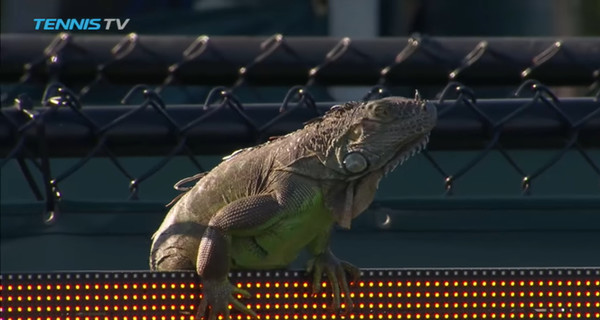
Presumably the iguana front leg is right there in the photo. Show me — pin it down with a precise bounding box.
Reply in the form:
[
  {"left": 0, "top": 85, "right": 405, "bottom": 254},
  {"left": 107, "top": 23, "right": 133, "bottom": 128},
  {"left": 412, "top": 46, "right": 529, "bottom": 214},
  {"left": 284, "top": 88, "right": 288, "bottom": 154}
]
[
  {"left": 196, "top": 181, "right": 317, "bottom": 320},
  {"left": 196, "top": 227, "right": 254, "bottom": 320},
  {"left": 195, "top": 194, "right": 285, "bottom": 319},
  {"left": 306, "top": 230, "right": 361, "bottom": 314}
]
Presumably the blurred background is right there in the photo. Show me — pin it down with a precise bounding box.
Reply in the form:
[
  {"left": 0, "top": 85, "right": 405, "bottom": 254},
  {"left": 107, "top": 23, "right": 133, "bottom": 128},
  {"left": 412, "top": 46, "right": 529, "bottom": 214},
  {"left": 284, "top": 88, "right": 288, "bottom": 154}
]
[
  {"left": 1, "top": 0, "right": 599, "bottom": 273},
  {"left": 2, "top": 0, "right": 600, "bottom": 37}
]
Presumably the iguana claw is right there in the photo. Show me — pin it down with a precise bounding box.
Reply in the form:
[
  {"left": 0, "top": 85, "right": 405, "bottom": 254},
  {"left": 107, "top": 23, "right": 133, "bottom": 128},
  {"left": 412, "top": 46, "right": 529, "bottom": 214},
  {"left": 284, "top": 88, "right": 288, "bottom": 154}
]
[
  {"left": 307, "top": 250, "right": 361, "bottom": 315},
  {"left": 196, "top": 279, "right": 257, "bottom": 320}
]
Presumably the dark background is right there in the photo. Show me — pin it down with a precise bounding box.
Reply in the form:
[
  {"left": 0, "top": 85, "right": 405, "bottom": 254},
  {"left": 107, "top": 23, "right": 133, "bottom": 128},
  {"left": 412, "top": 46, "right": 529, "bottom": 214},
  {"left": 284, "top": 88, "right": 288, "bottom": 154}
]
[{"left": 3, "top": 0, "right": 600, "bottom": 36}]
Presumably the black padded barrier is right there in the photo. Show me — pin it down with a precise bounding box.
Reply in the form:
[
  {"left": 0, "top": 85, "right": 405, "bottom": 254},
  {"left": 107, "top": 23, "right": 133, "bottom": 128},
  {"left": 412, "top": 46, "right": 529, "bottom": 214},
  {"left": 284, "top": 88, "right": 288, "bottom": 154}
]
[{"left": 1, "top": 34, "right": 599, "bottom": 87}]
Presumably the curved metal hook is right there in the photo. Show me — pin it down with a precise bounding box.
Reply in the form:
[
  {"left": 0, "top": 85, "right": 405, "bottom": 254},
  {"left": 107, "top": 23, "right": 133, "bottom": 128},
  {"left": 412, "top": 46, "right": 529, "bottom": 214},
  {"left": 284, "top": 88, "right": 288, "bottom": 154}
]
[
  {"left": 14, "top": 94, "right": 34, "bottom": 113},
  {"left": 449, "top": 41, "right": 488, "bottom": 79},
  {"left": 129, "top": 179, "right": 140, "bottom": 200},
  {"left": 121, "top": 84, "right": 153, "bottom": 104},
  {"left": 278, "top": 86, "right": 307, "bottom": 112},
  {"left": 44, "top": 33, "right": 71, "bottom": 57},
  {"left": 202, "top": 86, "right": 230, "bottom": 110},
  {"left": 521, "top": 41, "right": 562, "bottom": 78},
  {"left": 380, "top": 34, "right": 422, "bottom": 79},
  {"left": 308, "top": 37, "right": 351, "bottom": 79},
  {"left": 42, "top": 82, "right": 68, "bottom": 105},
  {"left": 514, "top": 79, "right": 559, "bottom": 103},
  {"left": 238, "top": 34, "right": 286, "bottom": 81},
  {"left": 144, "top": 90, "right": 167, "bottom": 110},
  {"left": 362, "top": 86, "right": 391, "bottom": 101},
  {"left": 112, "top": 33, "right": 139, "bottom": 60},
  {"left": 183, "top": 35, "right": 210, "bottom": 61},
  {"left": 438, "top": 81, "right": 476, "bottom": 104}
]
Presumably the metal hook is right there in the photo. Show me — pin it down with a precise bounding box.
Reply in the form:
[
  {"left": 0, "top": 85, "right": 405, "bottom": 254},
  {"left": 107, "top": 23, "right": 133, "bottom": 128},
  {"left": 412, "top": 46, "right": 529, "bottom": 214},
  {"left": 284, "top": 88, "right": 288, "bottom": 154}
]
[
  {"left": 438, "top": 81, "right": 476, "bottom": 104},
  {"left": 44, "top": 33, "right": 71, "bottom": 57},
  {"left": 183, "top": 35, "right": 210, "bottom": 61},
  {"left": 362, "top": 86, "right": 390, "bottom": 101},
  {"left": 278, "top": 86, "right": 307, "bottom": 112},
  {"left": 201, "top": 86, "right": 230, "bottom": 110},
  {"left": 380, "top": 35, "right": 421, "bottom": 78},
  {"left": 42, "top": 82, "right": 68, "bottom": 105},
  {"left": 514, "top": 80, "right": 560, "bottom": 104},
  {"left": 144, "top": 90, "right": 167, "bottom": 110},
  {"left": 521, "top": 176, "right": 531, "bottom": 195},
  {"left": 521, "top": 41, "right": 562, "bottom": 78},
  {"left": 260, "top": 34, "right": 284, "bottom": 50},
  {"left": 449, "top": 41, "right": 488, "bottom": 79},
  {"left": 129, "top": 180, "right": 140, "bottom": 200},
  {"left": 112, "top": 33, "right": 139, "bottom": 60},
  {"left": 237, "top": 34, "right": 286, "bottom": 85},
  {"left": 14, "top": 94, "right": 35, "bottom": 115},
  {"left": 121, "top": 84, "right": 153, "bottom": 104},
  {"left": 308, "top": 37, "right": 351, "bottom": 78},
  {"left": 444, "top": 176, "right": 454, "bottom": 195}
]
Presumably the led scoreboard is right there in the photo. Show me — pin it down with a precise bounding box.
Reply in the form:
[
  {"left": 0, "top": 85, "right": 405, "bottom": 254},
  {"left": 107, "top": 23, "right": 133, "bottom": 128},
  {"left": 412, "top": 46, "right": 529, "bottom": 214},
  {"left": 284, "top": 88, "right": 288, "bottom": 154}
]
[{"left": 1, "top": 268, "right": 599, "bottom": 319}]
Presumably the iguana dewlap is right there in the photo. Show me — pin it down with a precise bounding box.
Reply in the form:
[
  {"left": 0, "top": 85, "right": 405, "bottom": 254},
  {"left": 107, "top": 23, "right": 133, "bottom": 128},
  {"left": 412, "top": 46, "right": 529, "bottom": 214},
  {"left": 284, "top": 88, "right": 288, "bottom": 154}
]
[{"left": 150, "top": 95, "right": 437, "bottom": 319}]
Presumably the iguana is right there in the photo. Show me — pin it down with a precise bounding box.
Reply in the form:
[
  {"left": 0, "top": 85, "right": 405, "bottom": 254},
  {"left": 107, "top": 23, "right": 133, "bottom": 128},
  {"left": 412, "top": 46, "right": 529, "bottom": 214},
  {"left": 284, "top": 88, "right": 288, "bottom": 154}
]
[{"left": 150, "top": 95, "right": 437, "bottom": 319}]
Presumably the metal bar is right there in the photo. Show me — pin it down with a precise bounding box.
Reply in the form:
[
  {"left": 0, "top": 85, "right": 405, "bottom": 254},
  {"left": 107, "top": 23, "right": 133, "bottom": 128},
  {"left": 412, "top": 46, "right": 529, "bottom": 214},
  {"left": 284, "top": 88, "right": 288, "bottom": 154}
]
[
  {"left": 1, "top": 98, "right": 598, "bottom": 157},
  {"left": 1, "top": 34, "right": 599, "bottom": 86},
  {"left": 2, "top": 197, "right": 600, "bottom": 239}
]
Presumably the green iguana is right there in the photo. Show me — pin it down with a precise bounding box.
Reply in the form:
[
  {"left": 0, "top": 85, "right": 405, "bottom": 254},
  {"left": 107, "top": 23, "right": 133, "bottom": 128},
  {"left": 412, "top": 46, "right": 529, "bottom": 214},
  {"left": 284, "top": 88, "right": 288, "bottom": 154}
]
[{"left": 150, "top": 95, "right": 437, "bottom": 319}]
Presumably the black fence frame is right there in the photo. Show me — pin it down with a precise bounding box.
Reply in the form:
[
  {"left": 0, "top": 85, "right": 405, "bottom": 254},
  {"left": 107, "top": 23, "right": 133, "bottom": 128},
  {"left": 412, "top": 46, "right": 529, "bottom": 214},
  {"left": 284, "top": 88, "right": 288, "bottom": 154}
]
[{"left": 1, "top": 34, "right": 599, "bottom": 217}]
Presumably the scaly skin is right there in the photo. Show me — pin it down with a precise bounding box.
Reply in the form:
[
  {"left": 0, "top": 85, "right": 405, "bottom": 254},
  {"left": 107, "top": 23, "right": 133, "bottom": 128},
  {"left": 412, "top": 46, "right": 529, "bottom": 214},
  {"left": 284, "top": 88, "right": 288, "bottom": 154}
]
[{"left": 150, "top": 95, "right": 437, "bottom": 319}]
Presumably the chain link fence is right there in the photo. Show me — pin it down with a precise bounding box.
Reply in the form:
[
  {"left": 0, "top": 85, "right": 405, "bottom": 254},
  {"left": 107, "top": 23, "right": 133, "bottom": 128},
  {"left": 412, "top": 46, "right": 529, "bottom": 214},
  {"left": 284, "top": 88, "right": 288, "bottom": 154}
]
[{"left": 1, "top": 33, "right": 599, "bottom": 222}]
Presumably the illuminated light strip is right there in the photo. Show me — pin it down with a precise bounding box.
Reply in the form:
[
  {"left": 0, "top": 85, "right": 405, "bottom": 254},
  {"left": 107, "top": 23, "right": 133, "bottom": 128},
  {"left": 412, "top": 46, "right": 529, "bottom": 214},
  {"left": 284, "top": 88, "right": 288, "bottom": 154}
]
[{"left": 1, "top": 268, "right": 598, "bottom": 319}]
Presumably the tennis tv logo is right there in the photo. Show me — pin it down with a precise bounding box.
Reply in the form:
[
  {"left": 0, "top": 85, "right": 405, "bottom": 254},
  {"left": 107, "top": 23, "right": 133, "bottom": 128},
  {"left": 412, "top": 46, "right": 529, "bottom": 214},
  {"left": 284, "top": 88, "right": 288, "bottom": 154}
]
[{"left": 34, "top": 18, "right": 130, "bottom": 31}]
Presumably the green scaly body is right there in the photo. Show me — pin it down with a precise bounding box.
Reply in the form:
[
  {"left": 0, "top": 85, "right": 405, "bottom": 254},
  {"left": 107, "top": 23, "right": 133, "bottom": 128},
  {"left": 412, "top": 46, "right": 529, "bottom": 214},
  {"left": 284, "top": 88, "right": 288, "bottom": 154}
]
[{"left": 230, "top": 191, "right": 332, "bottom": 269}]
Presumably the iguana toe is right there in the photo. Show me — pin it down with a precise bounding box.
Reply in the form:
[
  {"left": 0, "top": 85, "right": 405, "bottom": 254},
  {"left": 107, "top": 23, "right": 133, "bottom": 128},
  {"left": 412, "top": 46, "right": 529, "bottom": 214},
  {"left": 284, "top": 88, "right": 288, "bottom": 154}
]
[
  {"left": 196, "top": 279, "right": 257, "bottom": 320},
  {"left": 307, "top": 250, "right": 359, "bottom": 314}
]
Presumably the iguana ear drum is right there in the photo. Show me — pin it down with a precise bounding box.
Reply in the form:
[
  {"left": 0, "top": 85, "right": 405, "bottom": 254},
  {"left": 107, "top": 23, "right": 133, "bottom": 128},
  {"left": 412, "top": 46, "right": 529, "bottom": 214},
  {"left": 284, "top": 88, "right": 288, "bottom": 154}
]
[{"left": 343, "top": 152, "right": 368, "bottom": 173}]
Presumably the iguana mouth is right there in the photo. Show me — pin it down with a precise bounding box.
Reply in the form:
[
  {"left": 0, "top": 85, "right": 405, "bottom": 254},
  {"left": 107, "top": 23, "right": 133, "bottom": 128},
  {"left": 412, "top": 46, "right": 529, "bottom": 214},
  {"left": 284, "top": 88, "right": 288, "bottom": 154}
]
[{"left": 383, "top": 133, "right": 430, "bottom": 175}]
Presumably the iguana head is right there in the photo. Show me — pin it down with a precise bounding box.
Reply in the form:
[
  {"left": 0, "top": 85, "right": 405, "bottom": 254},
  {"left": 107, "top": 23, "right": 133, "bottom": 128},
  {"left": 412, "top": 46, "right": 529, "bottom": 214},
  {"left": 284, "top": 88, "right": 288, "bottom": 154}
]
[{"left": 308, "top": 94, "right": 437, "bottom": 178}]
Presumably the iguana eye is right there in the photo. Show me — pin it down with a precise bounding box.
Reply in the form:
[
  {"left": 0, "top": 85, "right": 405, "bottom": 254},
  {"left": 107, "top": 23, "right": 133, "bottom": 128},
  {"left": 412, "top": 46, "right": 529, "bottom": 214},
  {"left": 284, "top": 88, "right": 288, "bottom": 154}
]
[{"left": 343, "top": 152, "right": 368, "bottom": 173}]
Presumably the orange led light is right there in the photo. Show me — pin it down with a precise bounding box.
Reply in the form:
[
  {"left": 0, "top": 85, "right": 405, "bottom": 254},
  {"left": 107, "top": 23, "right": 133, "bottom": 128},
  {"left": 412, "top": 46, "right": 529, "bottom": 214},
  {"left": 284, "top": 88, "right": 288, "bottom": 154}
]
[{"left": 2, "top": 271, "right": 599, "bottom": 319}]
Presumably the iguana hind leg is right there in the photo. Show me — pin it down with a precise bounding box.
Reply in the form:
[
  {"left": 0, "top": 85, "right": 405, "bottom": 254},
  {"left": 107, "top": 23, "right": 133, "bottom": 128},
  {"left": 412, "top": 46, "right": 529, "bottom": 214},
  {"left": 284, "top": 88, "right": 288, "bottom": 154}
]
[
  {"left": 150, "top": 221, "right": 204, "bottom": 271},
  {"left": 151, "top": 246, "right": 195, "bottom": 270}
]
